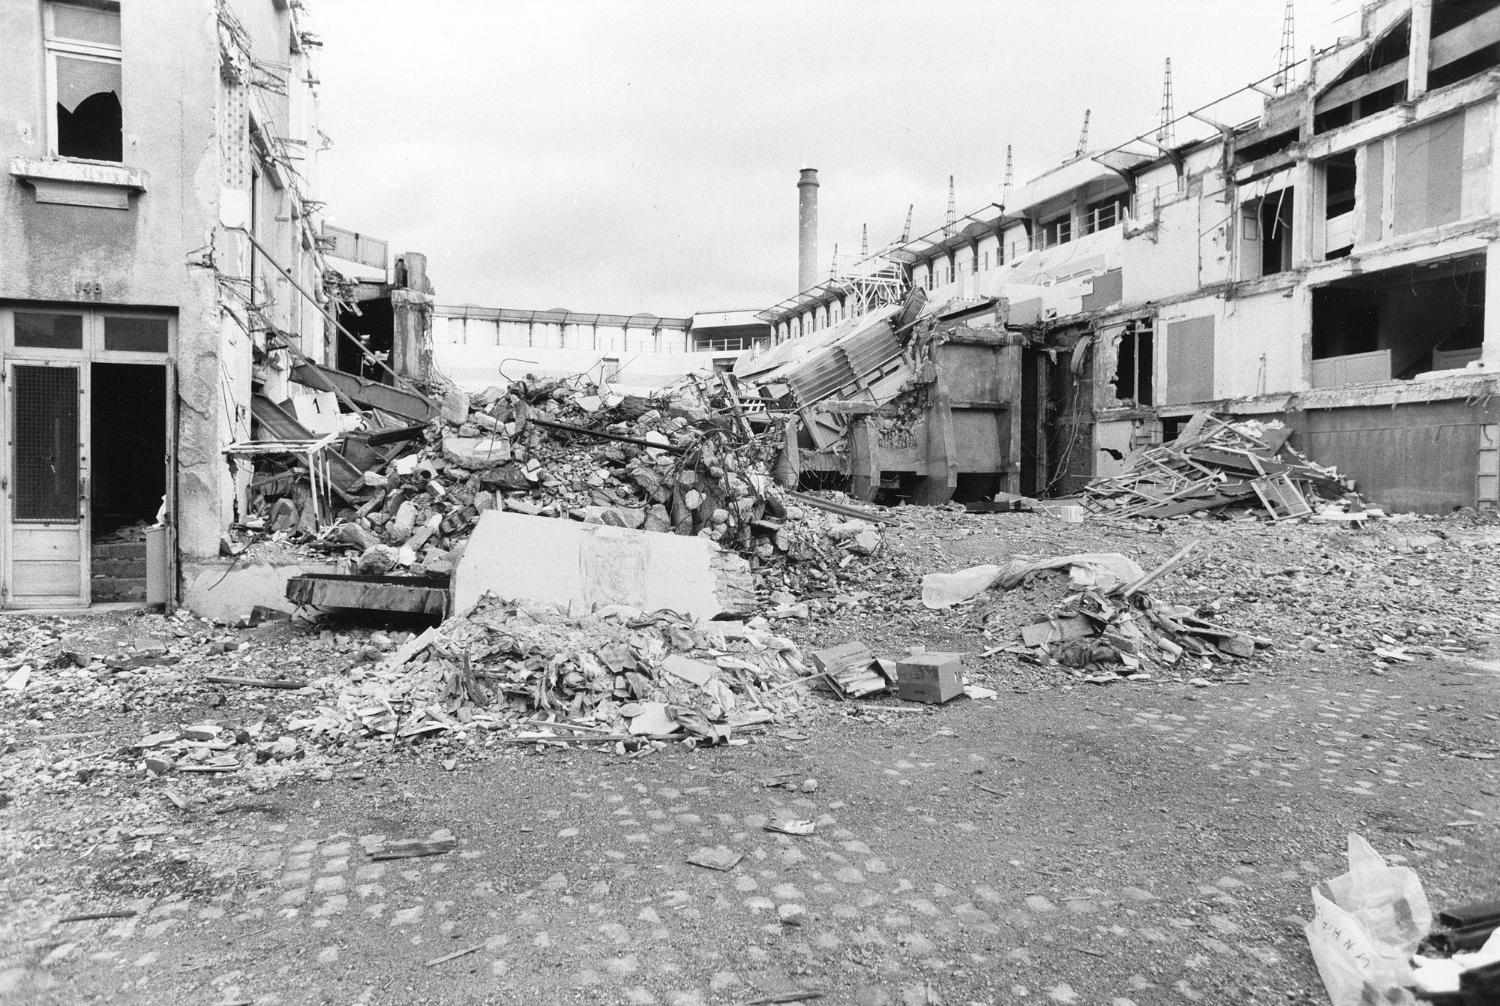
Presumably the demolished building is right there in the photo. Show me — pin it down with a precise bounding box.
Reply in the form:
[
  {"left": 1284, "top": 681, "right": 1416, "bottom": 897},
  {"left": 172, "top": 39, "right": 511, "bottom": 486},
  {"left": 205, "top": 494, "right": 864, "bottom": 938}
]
[{"left": 755, "top": 0, "right": 1500, "bottom": 514}]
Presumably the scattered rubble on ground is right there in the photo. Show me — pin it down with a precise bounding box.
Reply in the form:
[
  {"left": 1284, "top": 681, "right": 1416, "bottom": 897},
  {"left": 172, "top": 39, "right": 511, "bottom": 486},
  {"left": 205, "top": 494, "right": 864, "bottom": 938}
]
[{"left": 286, "top": 598, "right": 811, "bottom": 751}]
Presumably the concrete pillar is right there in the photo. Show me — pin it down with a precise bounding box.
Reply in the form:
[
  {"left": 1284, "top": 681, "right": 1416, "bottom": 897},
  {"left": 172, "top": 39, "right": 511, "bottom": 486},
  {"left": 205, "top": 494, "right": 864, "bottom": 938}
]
[
  {"left": 391, "top": 251, "right": 434, "bottom": 383},
  {"left": 1409, "top": 0, "right": 1433, "bottom": 101},
  {"left": 798, "top": 168, "right": 819, "bottom": 293},
  {"left": 1482, "top": 238, "right": 1500, "bottom": 369}
]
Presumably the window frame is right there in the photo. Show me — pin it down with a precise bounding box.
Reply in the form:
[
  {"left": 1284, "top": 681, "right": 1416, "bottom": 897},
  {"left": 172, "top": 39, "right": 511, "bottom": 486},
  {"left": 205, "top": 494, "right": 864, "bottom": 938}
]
[
  {"left": 43, "top": 2, "right": 124, "bottom": 163},
  {"left": 1041, "top": 212, "right": 1073, "bottom": 249},
  {"left": 2, "top": 305, "right": 175, "bottom": 364},
  {"left": 1084, "top": 196, "right": 1128, "bottom": 235}
]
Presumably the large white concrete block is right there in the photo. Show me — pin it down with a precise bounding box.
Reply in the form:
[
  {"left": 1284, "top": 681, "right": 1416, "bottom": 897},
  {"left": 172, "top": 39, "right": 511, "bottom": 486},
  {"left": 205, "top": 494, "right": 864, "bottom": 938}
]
[{"left": 452, "top": 511, "right": 754, "bottom": 619}]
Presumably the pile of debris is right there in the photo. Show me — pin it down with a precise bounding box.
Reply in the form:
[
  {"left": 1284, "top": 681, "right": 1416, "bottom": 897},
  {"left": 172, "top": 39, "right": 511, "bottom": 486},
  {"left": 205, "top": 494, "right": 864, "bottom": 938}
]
[
  {"left": 239, "top": 371, "right": 889, "bottom": 600},
  {"left": 1081, "top": 413, "right": 1353, "bottom": 520},
  {"left": 287, "top": 599, "right": 810, "bottom": 747},
  {"left": 924, "top": 546, "right": 1268, "bottom": 684}
]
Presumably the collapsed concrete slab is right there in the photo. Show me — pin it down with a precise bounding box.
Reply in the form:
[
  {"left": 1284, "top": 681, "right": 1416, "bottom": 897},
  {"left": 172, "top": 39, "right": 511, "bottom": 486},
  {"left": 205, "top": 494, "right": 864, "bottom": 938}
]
[
  {"left": 452, "top": 510, "right": 755, "bottom": 619},
  {"left": 183, "top": 560, "right": 338, "bottom": 625}
]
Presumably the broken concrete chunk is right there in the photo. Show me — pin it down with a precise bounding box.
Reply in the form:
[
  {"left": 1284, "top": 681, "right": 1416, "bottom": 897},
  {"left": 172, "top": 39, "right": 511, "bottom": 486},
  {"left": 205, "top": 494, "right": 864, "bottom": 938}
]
[
  {"left": 627, "top": 701, "right": 677, "bottom": 736},
  {"left": 452, "top": 510, "right": 754, "bottom": 619},
  {"left": 442, "top": 436, "right": 512, "bottom": 470},
  {"left": 661, "top": 655, "right": 715, "bottom": 688},
  {"left": 686, "top": 846, "right": 743, "bottom": 872}
]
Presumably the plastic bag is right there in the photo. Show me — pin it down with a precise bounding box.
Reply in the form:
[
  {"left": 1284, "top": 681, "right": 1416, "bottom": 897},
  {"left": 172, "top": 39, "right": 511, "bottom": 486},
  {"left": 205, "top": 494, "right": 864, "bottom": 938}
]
[
  {"left": 921, "top": 564, "right": 1003, "bottom": 609},
  {"left": 1305, "top": 833, "right": 1432, "bottom": 1006}
]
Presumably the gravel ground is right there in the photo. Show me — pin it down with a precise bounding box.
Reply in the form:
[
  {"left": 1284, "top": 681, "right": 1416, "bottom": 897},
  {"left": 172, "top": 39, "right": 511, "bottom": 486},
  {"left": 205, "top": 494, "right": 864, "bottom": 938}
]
[{"left": 1, "top": 508, "right": 1498, "bottom": 1005}]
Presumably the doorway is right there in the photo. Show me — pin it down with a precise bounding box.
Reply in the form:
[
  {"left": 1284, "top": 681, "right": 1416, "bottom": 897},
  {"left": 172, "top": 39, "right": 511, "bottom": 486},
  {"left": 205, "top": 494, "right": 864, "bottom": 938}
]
[
  {"left": 1, "top": 305, "right": 175, "bottom": 608},
  {"left": 89, "top": 363, "right": 167, "bottom": 602}
]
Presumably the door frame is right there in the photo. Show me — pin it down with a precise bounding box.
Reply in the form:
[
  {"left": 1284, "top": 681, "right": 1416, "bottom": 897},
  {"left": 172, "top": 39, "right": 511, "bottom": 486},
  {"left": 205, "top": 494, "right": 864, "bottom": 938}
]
[{"left": 0, "top": 304, "right": 177, "bottom": 608}]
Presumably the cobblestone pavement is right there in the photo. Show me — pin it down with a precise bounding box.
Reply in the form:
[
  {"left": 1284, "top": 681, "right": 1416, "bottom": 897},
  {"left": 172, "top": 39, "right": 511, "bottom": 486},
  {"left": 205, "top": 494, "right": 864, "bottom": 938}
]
[{"left": 3, "top": 646, "right": 1497, "bottom": 1005}]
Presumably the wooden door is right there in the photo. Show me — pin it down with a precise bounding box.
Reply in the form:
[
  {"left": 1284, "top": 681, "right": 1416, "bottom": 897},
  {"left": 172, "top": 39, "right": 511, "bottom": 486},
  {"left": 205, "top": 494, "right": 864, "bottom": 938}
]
[{"left": 5, "top": 361, "right": 89, "bottom": 607}]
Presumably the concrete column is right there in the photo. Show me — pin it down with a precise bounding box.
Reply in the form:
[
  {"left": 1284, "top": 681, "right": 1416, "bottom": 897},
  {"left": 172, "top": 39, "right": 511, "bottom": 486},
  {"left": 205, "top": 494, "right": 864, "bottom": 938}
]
[
  {"left": 1482, "top": 238, "right": 1500, "bottom": 368},
  {"left": 391, "top": 251, "right": 434, "bottom": 383},
  {"left": 798, "top": 168, "right": 819, "bottom": 293},
  {"left": 1409, "top": 0, "right": 1433, "bottom": 101}
]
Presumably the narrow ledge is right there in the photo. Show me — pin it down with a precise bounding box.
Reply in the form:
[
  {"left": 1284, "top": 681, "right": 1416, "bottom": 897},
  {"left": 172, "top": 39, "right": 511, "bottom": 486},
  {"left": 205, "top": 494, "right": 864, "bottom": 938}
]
[{"left": 9, "top": 157, "right": 147, "bottom": 210}]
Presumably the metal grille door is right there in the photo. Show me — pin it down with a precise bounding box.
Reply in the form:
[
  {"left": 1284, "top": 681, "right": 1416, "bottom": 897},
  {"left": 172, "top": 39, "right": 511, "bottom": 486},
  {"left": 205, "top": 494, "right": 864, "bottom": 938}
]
[{"left": 13, "top": 365, "right": 80, "bottom": 522}]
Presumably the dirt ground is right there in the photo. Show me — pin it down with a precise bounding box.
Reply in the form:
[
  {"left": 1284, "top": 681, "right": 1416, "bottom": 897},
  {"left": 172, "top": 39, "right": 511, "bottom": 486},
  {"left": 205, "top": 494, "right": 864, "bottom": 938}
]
[{"left": 2, "top": 507, "right": 1498, "bottom": 1005}]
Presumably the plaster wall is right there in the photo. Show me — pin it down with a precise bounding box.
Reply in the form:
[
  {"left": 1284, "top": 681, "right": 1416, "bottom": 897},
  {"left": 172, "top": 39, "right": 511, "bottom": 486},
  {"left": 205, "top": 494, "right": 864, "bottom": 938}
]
[{"left": 1216, "top": 288, "right": 1310, "bottom": 399}]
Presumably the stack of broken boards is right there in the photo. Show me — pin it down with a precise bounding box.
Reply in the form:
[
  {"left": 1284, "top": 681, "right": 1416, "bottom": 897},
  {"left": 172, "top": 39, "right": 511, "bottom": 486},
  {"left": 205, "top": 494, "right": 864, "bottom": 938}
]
[
  {"left": 287, "top": 598, "right": 809, "bottom": 747},
  {"left": 1082, "top": 413, "right": 1348, "bottom": 520}
]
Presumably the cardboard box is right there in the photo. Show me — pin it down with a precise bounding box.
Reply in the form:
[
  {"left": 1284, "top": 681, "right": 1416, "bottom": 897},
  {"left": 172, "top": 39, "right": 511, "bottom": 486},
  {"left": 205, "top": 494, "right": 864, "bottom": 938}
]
[{"left": 896, "top": 651, "right": 964, "bottom": 704}]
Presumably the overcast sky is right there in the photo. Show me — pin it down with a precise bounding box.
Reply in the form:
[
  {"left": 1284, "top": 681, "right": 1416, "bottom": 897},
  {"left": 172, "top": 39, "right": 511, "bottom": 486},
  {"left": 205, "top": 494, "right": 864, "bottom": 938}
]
[{"left": 315, "top": 1, "right": 1353, "bottom": 316}]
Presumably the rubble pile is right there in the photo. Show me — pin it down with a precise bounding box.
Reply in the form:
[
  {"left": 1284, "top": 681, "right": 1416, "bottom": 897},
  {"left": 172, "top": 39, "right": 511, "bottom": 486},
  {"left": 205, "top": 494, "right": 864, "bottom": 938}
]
[
  {"left": 243, "top": 375, "right": 889, "bottom": 595},
  {"left": 288, "top": 599, "right": 810, "bottom": 747},
  {"left": 1013, "top": 586, "right": 1268, "bottom": 685},
  {"left": 1081, "top": 413, "right": 1354, "bottom": 520}
]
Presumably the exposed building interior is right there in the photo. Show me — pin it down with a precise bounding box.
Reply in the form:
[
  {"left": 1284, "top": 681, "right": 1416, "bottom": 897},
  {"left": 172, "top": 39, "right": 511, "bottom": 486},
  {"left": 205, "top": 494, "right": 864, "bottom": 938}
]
[{"left": 1311, "top": 252, "right": 1486, "bottom": 383}]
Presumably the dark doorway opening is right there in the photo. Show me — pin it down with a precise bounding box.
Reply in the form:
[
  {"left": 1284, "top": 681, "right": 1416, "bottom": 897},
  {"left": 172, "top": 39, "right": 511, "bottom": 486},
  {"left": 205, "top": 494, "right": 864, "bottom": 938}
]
[
  {"left": 335, "top": 297, "right": 393, "bottom": 381},
  {"left": 90, "top": 363, "right": 165, "bottom": 537},
  {"left": 90, "top": 363, "right": 166, "bottom": 603}
]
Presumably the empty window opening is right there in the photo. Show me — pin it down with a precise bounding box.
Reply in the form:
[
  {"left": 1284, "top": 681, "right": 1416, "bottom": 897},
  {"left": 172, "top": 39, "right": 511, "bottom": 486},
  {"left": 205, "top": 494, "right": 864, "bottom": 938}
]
[
  {"left": 1111, "top": 320, "right": 1155, "bottom": 406},
  {"left": 1234, "top": 129, "right": 1300, "bottom": 166},
  {"left": 1430, "top": 0, "right": 1500, "bottom": 88},
  {"left": 1314, "top": 15, "right": 1411, "bottom": 134},
  {"left": 1324, "top": 152, "right": 1358, "bottom": 260},
  {"left": 1241, "top": 187, "right": 1295, "bottom": 279},
  {"left": 334, "top": 296, "right": 393, "bottom": 381},
  {"left": 46, "top": 2, "right": 122, "bottom": 162},
  {"left": 1083, "top": 195, "right": 1128, "bottom": 235},
  {"left": 1040, "top": 212, "right": 1072, "bottom": 249},
  {"left": 1311, "top": 253, "right": 1485, "bottom": 385}
]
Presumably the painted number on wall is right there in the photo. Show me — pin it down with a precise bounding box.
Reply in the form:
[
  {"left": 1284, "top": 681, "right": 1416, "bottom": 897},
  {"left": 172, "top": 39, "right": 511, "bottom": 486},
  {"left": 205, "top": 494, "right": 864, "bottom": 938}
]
[{"left": 73, "top": 280, "right": 103, "bottom": 300}]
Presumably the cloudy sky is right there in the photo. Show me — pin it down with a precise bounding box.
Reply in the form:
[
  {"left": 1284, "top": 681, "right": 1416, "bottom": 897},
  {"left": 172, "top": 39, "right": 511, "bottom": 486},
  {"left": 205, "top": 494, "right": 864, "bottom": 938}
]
[{"left": 314, "top": 1, "right": 1352, "bottom": 316}]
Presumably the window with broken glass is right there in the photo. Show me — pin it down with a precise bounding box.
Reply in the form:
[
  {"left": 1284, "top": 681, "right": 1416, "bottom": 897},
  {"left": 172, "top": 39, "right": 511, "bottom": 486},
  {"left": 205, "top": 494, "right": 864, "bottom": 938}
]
[{"left": 45, "top": 2, "right": 123, "bottom": 162}]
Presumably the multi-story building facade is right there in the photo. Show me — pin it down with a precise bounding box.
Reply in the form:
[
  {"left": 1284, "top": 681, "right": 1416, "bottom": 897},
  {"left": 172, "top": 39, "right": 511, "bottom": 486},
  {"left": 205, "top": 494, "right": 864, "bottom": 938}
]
[
  {"left": 431, "top": 306, "right": 771, "bottom": 391},
  {"left": 0, "top": 0, "right": 335, "bottom": 607},
  {"left": 759, "top": 0, "right": 1500, "bottom": 513}
]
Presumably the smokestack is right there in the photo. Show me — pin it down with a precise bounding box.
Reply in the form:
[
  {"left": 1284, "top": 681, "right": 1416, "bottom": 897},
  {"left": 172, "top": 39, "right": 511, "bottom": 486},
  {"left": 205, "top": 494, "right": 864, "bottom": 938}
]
[{"left": 797, "top": 168, "right": 819, "bottom": 292}]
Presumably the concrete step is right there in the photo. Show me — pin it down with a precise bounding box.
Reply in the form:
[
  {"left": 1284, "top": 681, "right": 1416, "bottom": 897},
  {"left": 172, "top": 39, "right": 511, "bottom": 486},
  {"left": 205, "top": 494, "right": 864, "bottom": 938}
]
[
  {"left": 92, "top": 577, "right": 147, "bottom": 602},
  {"left": 92, "top": 557, "right": 147, "bottom": 578},
  {"left": 92, "top": 541, "right": 147, "bottom": 560}
]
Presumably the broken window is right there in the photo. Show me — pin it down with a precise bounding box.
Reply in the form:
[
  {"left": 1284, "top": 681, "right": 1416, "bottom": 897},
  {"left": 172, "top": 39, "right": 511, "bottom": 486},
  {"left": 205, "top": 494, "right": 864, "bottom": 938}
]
[
  {"left": 1324, "top": 152, "right": 1358, "bottom": 260},
  {"left": 1083, "top": 195, "right": 1128, "bottom": 235},
  {"left": 1110, "top": 320, "right": 1154, "bottom": 406},
  {"left": 1240, "top": 187, "right": 1294, "bottom": 280},
  {"left": 1311, "top": 253, "right": 1485, "bottom": 385},
  {"left": 1040, "top": 212, "right": 1072, "bottom": 249},
  {"left": 46, "top": 2, "right": 122, "bottom": 162}
]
